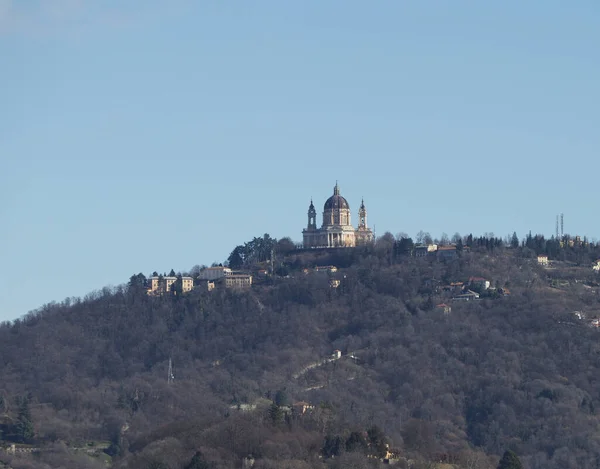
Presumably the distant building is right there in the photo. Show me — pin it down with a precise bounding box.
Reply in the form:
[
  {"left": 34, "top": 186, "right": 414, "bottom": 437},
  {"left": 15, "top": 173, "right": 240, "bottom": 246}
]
[
  {"left": 332, "top": 350, "right": 342, "bottom": 359},
  {"left": 197, "top": 280, "right": 215, "bottom": 292},
  {"left": 223, "top": 274, "right": 253, "bottom": 289},
  {"left": 181, "top": 277, "right": 194, "bottom": 292},
  {"left": 242, "top": 456, "right": 255, "bottom": 469},
  {"left": 315, "top": 265, "right": 338, "bottom": 273},
  {"left": 436, "top": 303, "right": 452, "bottom": 314},
  {"left": 329, "top": 279, "right": 341, "bottom": 288},
  {"left": 413, "top": 245, "right": 429, "bottom": 258},
  {"left": 469, "top": 277, "right": 490, "bottom": 290},
  {"left": 442, "top": 282, "right": 464, "bottom": 295},
  {"left": 537, "top": 255, "right": 549, "bottom": 266},
  {"left": 593, "top": 260, "right": 600, "bottom": 272},
  {"left": 384, "top": 445, "right": 402, "bottom": 463},
  {"left": 437, "top": 245, "right": 458, "bottom": 260},
  {"left": 302, "top": 182, "right": 374, "bottom": 248},
  {"left": 148, "top": 276, "right": 194, "bottom": 295},
  {"left": 292, "top": 401, "right": 315, "bottom": 415},
  {"left": 573, "top": 311, "right": 585, "bottom": 320},
  {"left": 197, "top": 266, "right": 232, "bottom": 281},
  {"left": 453, "top": 290, "right": 480, "bottom": 301}
]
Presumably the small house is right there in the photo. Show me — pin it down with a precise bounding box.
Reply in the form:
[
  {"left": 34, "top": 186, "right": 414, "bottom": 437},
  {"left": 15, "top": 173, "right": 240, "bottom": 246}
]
[
  {"left": 453, "top": 290, "right": 480, "bottom": 301},
  {"left": 437, "top": 245, "right": 458, "bottom": 260},
  {"left": 537, "top": 255, "right": 549, "bottom": 266},
  {"left": 292, "top": 401, "right": 315, "bottom": 415},
  {"left": 469, "top": 277, "right": 490, "bottom": 290}
]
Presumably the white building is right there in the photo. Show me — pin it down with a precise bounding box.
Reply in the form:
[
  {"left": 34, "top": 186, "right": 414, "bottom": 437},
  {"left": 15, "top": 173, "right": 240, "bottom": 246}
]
[
  {"left": 197, "top": 266, "right": 232, "bottom": 281},
  {"left": 302, "top": 182, "right": 373, "bottom": 248}
]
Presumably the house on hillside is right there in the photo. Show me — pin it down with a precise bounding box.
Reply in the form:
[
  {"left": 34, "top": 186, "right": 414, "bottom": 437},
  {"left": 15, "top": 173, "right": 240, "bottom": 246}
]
[
  {"left": 468, "top": 277, "right": 490, "bottom": 290},
  {"left": 384, "top": 445, "right": 402, "bottom": 463},
  {"left": 292, "top": 401, "right": 315, "bottom": 415},
  {"left": 242, "top": 456, "right": 255, "bottom": 469},
  {"left": 148, "top": 276, "right": 194, "bottom": 295},
  {"left": 453, "top": 290, "right": 480, "bottom": 301},
  {"left": 315, "top": 265, "right": 338, "bottom": 273},
  {"left": 437, "top": 245, "right": 458, "bottom": 260},
  {"left": 537, "top": 254, "right": 549, "bottom": 266},
  {"left": 220, "top": 273, "right": 253, "bottom": 289},
  {"left": 573, "top": 311, "right": 585, "bottom": 320},
  {"left": 413, "top": 245, "right": 429, "bottom": 258},
  {"left": 436, "top": 303, "right": 452, "bottom": 314},
  {"left": 197, "top": 266, "right": 232, "bottom": 280}
]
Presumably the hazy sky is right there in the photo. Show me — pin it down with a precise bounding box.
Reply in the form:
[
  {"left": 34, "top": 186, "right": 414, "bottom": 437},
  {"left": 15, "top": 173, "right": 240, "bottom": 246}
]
[{"left": 2, "top": 1, "right": 599, "bottom": 321}]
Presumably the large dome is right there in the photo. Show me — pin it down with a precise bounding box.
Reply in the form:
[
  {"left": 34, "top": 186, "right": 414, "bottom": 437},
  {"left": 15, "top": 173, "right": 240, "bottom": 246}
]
[
  {"left": 324, "top": 183, "right": 350, "bottom": 211},
  {"left": 324, "top": 194, "right": 350, "bottom": 210}
]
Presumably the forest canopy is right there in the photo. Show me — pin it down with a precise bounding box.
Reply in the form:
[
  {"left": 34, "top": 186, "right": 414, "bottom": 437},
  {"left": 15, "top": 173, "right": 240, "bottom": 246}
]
[{"left": 2, "top": 232, "right": 600, "bottom": 468}]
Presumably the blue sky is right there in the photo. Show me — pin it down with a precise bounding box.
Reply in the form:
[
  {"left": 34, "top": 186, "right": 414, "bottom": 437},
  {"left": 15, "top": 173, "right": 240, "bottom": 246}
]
[{"left": 1, "top": 1, "right": 599, "bottom": 321}]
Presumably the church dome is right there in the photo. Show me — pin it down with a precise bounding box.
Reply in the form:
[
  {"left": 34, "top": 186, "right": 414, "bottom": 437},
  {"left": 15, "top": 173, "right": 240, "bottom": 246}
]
[{"left": 324, "top": 183, "right": 350, "bottom": 211}]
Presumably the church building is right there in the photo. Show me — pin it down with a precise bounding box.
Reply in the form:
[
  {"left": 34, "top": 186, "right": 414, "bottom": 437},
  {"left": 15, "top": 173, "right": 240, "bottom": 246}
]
[{"left": 302, "top": 182, "right": 374, "bottom": 248}]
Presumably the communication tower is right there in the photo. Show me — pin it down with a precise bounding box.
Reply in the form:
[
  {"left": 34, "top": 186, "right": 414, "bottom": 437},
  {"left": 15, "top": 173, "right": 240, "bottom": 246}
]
[{"left": 168, "top": 357, "right": 174, "bottom": 384}]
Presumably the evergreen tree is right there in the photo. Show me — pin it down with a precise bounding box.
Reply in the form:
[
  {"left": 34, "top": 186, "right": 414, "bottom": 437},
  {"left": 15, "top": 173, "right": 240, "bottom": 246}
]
[
  {"left": 511, "top": 232, "right": 519, "bottom": 248},
  {"left": 228, "top": 245, "right": 245, "bottom": 269},
  {"left": 128, "top": 273, "right": 147, "bottom": 292},
  {"left": 274, "top": 389, "right": 289, "bottom": 406},
  {"left": 268, "top": 403, "right": 283, "bottom": 424},
  {"left": 14, "top": 397, "right": 34, "bottom": 443},
  {"left": 367, "top": 425, "right": 388, "bottom": 458},
  {"left": 185, "top": 451, "right": 210, "bottom": 469},
  {"left": 171, "top": 275, "right": 183, "bottom": 296},
  {"left": 345, "top": 431, "right": 367, "bottom": 453},
  {"left": 322, "top": 435, "right": 343, "bottom": 458},
  {"left": 149, "top": 462, "right": 169, "bottom": 469},
  {"left": 497, "top": 450, "right": 523, "bottom": 469}
]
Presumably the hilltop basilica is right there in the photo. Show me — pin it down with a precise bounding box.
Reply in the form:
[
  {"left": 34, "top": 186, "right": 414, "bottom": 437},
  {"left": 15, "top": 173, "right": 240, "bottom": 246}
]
[{"left": 302, "top": 183, "right": 374, "bottom": 248}]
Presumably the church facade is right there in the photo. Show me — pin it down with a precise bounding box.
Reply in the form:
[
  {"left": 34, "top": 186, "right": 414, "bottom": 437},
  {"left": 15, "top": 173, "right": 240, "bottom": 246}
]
[{"left": 302, "top": 183, "right": 374, "bottom": 248}]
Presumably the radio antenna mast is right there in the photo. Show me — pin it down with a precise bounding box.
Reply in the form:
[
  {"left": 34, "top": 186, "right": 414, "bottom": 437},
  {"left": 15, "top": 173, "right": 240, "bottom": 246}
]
[{"left": 168, "top": 357, "right": 174, "bottom": 384}]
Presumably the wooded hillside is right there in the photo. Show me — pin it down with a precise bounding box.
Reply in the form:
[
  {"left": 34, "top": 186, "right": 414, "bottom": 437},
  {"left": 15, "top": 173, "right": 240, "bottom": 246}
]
[{"left": 2, "top": 236, "right": 600, "bottom": 469}]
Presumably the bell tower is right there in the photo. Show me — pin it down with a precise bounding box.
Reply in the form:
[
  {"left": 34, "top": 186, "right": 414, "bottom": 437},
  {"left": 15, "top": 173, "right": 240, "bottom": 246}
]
[
  {"left": 358, "top": 198, "right": 367, "bottom": 229},
  {"left": 307, "top": 199, "right": 317, "bottom": 230}
]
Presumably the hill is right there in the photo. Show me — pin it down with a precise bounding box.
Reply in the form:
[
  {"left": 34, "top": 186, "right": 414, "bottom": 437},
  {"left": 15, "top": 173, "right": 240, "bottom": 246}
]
[{"left": 2, "top": 235, "right": 600, "bottom": 469}]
